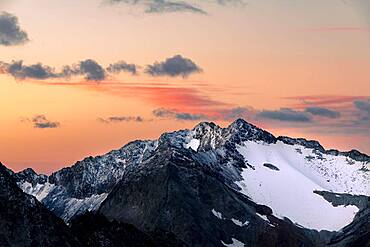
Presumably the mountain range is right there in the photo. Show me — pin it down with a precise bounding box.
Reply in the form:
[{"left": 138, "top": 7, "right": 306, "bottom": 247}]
[{"left": 1, "top": 119, "right": 369, "bottom": 247}]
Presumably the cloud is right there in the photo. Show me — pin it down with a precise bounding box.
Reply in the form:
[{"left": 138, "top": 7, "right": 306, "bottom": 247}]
[
  {"left": 78, "top": 59, "right": 106, "bottom": 81},
  {"left": 107, "top": 61, "right": 138, "bottom": 75},
  {"left": 153, "top": 108, "right": 208, "bottom": 120},
  {"left": 305, "top": 107, "right": 341, "bottom": 119},
  {"left": 98, "top": 116, "right": 144, "bottom": 123},
  {"left": 353, "top": 99, "right": 370, "bottom": 124},
  {"left": 354, "top": 99, "right": 370, "bottom": 113},
  {"left": 301, "top": 27, "right": 370, "bottom": 32},
  {"left": 0, "top": 12, "right": 29, "bottom": 46},
  {"left": 145, "top": 55, "right": 202, "bottom": 78},
  {"left": 217, "top": 107, "right": 255, "bottom": 121},
  {"left": 1, "top": 60, "right": 58, "bottom": 79},
  {"left": 258, "top": 108, "right": 311, "bottom": 122},
  {"left": 108, "top": 0, "right": 244, "bottom": 14},
  {"left": 109, "top": 0, "right": 207, "bottom": 14},
  {"left": 145, "top": 0, "right": 207, "bottom": 14},
  {"left": 283, "top": 95, "right": 369, "bottom": 108},
  {"left": 30, "top": 115, "right": 60, "bottom": 129},
  {"left": 0, "top": 56, "right": 199, "bottom": 81},
  {"left": 0, "top": 59, "right": 107, "bottom": 81}
]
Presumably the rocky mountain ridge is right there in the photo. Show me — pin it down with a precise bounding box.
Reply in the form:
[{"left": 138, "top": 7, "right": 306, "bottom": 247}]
[{"left": 6, "top": 118, "right": 370, "bottom": 246}]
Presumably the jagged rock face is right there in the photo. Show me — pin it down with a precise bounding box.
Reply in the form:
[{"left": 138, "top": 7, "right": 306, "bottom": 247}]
[
  {"left": 13, "top": 168, "right": 47, "bottom": 185},
  {"left": 0, "top": 163, "right": 82, "bottom": 247},
  {"left": 49, "top": 140, "right": 157, "bottom": 198},
  {"left": 15, "top": 140, "right": 157, "bottom": 221}
]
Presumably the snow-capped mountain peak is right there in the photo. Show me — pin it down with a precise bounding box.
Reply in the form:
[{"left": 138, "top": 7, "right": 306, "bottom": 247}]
[{"left": 13, "top": 119, "right": 369, "bottom": 236}]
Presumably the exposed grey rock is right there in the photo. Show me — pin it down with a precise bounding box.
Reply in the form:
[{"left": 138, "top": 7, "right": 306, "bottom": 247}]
[{"left": 263, "top": 163, "right": 280, "bottom": 171}]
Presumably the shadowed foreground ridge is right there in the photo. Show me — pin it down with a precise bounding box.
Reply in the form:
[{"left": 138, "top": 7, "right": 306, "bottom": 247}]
[{"left": 0, "top": 162, "right": 82, "bottom": 247}]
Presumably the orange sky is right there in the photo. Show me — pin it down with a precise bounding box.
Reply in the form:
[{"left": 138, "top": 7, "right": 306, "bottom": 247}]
[{"left": 0, "top": 0, "right": 369, "bottom": 174}]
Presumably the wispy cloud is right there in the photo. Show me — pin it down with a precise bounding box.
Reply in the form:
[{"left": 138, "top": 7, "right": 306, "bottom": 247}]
[
  {"left": 354, "top": 99, "right": 370, "bottom": 113},
  {"left": 0, "top": 12, "right": 29, "bottom": 46},
  {"left": 145, "top": 0, "right": 207, "bottom": 14},
  {"left": 305, "top": 107, "right": 341, "bottom": 119},
  {"left": 300, "top": 27, "right": 370, "bottom": 33},
  {"left": 153, "top": 108, "right": 208, "bottom": 120},
  {"left": 98, "top": 116, "right": 144, "bottom": 123},
  {"left": 284, "top": 95, "right": 369, "bottom": 109},
  {"left": 108, "top": 0, "right": 242, "bottom": 14},
  {"left": 21, "top": 115, "right": 61, "bottom": 129},
  {"left": 258, "top": 108, "right": 312, "bottom": 123}
]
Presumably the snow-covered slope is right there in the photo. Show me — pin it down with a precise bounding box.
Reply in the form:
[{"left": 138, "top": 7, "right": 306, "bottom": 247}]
[
  {"left": 235, "top": 141, "right": 369, "bottom": 231},
  {"left": 14, "top": 119, "right": 370, "bottom": 234}
]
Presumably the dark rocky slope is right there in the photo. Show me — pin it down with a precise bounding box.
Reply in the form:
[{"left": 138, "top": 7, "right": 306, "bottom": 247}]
[
  {"left": 0, "top": 163, "right": 82, "bottom": 247},
  {"left": 69, "top": 213, "right": 185, "bottom": 247}
]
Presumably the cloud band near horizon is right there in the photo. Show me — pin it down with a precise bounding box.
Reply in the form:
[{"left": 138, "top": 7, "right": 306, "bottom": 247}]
[{"left": 0, "top": 55, "right": 201, "bottom": 81}]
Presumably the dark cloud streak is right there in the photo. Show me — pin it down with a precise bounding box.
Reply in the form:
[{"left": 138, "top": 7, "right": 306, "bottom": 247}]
[
  {"left": 145, "top": 55, "right": 202, "bottom": 78},
  {"left": 305, "top": 107, "right": 341, "bottom": 118},
  {"left": 109, "top": 0, "right": 207, "bottom": 14},
  {"left": 258, "top": 108, "right": 312, "bottom": 122},
  {"left": 153, "top": 108, "right": 208, "bottom": 120},
  {"left": 107, "top": 61, "right": 138, "bottom": 75}
]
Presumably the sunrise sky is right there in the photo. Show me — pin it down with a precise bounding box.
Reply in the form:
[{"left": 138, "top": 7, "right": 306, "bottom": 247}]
[{"left": 0, "top": 0, "right": 369, "bottom": 174}]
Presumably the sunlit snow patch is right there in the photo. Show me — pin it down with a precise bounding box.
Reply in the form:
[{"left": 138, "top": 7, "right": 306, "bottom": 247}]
[
  {"left": 212, "top": 209, "right": 224, "bottom": 219},
  {"left": 221, "top": 238, "right": 245, "bottom": 247},
  {"left": 235, "top": 141, "right": 363, "bottom": 231},
  {"left": 184, "top": 139, "right": 200, "bottom": 151},
  {"left": 231, "top": 218, "right": 249, "bottom": 227},
  {"left": 19, "top": 182, "right": 56, "bottom": 201}
]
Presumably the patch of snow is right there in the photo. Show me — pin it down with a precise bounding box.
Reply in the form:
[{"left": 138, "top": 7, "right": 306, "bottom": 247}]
[
  {"left": 212, "top": 209, "right": 224, "bottom": 219},
  {"left": 231, "top": 218, "right": 249, "bottom": 227},
  {"left": 18, "top": 182, "right": 56, "bottom": 201},
  {"left": 62, "top": 193, "right": 108, "bottom": 220},
  {"left": 185, "top": 139, "right": 200, "bottom": 151},
  {"left": 221, "top": 238, "right": 245, "bottom": 247},
  {"left": 236, "top": 141, "right": 362, "bottom": 231},
  {"left": 256, "top": 213, "right": 270, "bottom": 223}
]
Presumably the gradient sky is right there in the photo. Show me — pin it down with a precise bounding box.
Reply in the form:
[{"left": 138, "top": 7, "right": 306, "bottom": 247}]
[{"left": 0, "top": 0, "right": 369, "bottom": 174}]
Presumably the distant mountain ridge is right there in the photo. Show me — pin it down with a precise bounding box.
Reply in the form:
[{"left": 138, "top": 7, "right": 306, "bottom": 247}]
[{"left": 4, "top": 119, "right": 370, "bottom": 246}]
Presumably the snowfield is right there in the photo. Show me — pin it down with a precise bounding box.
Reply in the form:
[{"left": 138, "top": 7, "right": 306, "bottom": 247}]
[
  {"left": 236, "top": 140, "right": 369, "bottom": 231},
  {"left": 19, "top": 181, "right": 56, "bottom": 201}
]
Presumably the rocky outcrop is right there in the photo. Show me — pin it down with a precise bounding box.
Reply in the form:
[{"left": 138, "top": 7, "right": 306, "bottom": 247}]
[{"left": 0, "top": 163, "right": 82, "bottom": 247}]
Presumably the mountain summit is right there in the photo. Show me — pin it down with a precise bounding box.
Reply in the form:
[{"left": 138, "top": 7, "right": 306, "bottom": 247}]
[{"left": 4, "top": 119, "right": 370, "bottom": 246}]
